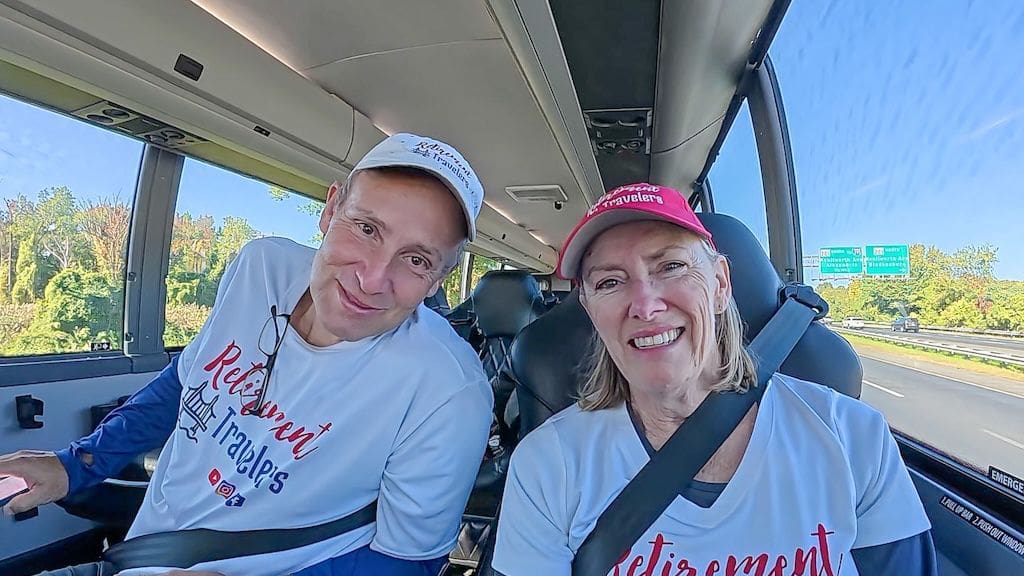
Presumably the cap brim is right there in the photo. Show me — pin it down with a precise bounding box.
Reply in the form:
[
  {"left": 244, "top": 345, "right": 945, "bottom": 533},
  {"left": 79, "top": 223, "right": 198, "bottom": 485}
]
[
  {"left": 355, "top": 157, "right": 476, "bottom": 241},
  {"left": 557, "top": 209, "right": 679, "bottom": 280}
]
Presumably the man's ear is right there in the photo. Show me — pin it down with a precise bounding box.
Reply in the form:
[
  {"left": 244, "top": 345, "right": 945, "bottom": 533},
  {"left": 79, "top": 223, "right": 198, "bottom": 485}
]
[
  {"left": 427, "top": 279, "right": 443, "bottom": 300},
  {"left": 320, "top": 181, "right": 341, "bottom": 235}
]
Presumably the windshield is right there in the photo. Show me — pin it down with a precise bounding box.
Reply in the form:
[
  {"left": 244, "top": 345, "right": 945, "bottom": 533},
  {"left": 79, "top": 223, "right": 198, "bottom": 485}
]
[{"left": 772, "top": 1, "right": 1024, "bottom": 480}]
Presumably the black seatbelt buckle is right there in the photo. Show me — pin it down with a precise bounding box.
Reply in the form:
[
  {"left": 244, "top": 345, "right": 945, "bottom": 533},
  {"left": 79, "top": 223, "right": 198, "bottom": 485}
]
[{"left": 781, "top": 284, "right": 829, "bottom": 320}]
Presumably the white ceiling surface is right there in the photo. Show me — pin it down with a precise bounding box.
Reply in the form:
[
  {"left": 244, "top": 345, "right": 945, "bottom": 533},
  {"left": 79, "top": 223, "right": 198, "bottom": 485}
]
[
  {"left": 193, "top": 0, "right": 590, "bottom": 266},
  {"left": 651, "top": 0, "right": 773, "bottom": 192}
]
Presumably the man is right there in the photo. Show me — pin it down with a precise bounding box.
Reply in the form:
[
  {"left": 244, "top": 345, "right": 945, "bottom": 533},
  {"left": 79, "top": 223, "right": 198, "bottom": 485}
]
[{"left": 0, "top": 133, "right": 494, "bottom": 575}]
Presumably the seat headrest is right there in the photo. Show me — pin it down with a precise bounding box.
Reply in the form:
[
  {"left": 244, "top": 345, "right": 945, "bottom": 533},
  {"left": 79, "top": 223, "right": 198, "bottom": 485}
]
[
  {"left": 696, "top": 213, "right": 861, "bottom": 398},
  {"left": 472, "top": 270, "right": 546, "bottom": 337}
]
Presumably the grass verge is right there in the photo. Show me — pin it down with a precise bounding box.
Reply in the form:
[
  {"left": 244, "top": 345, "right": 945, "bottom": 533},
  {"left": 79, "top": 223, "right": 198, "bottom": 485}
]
[{"left": 843, "top": 332, "right": 1024, "bottom": 382}]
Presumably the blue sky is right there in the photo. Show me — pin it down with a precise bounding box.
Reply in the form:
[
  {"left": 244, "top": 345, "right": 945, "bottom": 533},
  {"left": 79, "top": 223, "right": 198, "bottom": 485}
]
[
  {"left": 714, "top": 0, "right": 1024, "bottom": 280},
  {"left": 2, "top": 1, "right": 1022, "bottom": 278},
  {"left": 0, "top": 95, "right": 321, "bottom": 247}
]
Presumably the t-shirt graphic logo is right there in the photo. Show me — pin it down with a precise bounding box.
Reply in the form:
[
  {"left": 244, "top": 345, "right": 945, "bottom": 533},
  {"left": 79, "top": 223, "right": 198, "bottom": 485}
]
[
  {"left": 179, "top": 381, "right": 219, "bottom": 442},
  {"left": 216, "top": 480, "right": 236, "bottom": 499},
  {"left": 208, "top": 468, "right": 222, "bottom": 486},
  {"left": 224, "top": 494, "right": 246, "bottom": 508}
]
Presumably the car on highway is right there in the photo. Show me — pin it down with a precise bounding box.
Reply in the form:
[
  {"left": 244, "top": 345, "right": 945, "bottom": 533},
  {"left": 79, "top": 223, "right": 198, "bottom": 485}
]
[
  {"left": 842, "top": 316, "right": 866, "bottom": 329},
  {"left": 892, "top": 316, "right": 920, "bottom": 333}
]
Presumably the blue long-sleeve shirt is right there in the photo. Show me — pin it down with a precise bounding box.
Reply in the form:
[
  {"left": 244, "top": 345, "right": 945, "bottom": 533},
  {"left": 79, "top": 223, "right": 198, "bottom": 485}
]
[{"left": 54, "top": 356, "right": 448, "bottom": 576}]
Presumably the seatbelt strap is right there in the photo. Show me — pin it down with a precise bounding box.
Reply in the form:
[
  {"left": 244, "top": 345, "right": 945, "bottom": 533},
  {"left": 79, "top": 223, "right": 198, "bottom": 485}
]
[
  {"left": 103, "top": 498, "right": 377, "bottom": 570},
  {"left": 571, "top": 284, "right": 827, "bottom": 576}
]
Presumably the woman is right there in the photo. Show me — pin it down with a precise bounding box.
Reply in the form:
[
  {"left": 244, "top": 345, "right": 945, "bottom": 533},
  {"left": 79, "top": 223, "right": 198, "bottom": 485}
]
[{"left": 491, "top": 183, "right": 936, "bottom": 575}]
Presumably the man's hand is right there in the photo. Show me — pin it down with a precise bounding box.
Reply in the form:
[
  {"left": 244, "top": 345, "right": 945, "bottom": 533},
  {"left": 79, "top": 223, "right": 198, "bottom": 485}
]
[{"left": 0, "top": 450, "right": 70, "bottom": 515}]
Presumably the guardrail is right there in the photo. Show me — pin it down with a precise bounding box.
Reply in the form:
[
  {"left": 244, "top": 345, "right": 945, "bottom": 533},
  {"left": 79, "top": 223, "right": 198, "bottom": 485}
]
[
  {"left": 833, "top": 327, "right": 1024, "bottom": 369},
  {"left": 848, "top": 320, "right": 1024, "bottom": 339}
]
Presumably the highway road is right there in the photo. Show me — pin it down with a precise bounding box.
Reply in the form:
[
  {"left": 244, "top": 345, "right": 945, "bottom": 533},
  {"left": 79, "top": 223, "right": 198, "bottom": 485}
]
[
  {"left": 857, "top": 353, "right": 1024, "bottom": 480},
  {"left": 857, "top": 326, "right": 1024, "bottom": 358}
]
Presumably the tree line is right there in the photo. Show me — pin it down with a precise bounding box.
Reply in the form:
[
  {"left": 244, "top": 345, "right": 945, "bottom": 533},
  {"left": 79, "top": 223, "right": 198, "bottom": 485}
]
[
  {"left": 0, "top": 185, "right": 500, "bottom": 356},
  {"left": 0, "top": 186, "right": 264, "bottom": 355},
  {"left": 816, "top": 244, "right": 1024, "bottom": 331},
  {"left": 3, "top": 186, "right": 1021, "bottom": 358}
]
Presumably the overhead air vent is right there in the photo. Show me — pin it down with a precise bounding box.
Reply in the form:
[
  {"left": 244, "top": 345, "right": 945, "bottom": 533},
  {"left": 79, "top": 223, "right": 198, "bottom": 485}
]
[
  {"left": 71, "top": 101, "right": 206, "bottom": 149},
  {"left": 584, "top": 108, "right": 653, "bottom": 155},
  {"left": 505, "top": 184, "right": 568, "bottom": 203}
]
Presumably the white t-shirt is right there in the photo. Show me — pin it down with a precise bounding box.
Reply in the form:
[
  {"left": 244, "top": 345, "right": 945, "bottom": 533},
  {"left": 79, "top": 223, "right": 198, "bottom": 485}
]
[
  {"left": 492, "top": 374, "right": 930, "bottom": 576},
  {"left": 125, "top": 237, "right": 493, "bottom": 576}
]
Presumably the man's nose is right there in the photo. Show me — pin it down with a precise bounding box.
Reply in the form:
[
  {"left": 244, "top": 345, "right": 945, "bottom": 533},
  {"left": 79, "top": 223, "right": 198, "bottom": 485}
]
[
  {"left": 355, "top": 255, "right": 390, "bottom": 295},
  {"left": 627, "top": 279, "right": 667, "bottom": 321}
]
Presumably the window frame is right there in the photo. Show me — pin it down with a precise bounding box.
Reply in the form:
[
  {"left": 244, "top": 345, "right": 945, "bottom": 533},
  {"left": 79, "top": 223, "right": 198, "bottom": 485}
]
[{"left": 0, "top": 94, "right": 178, "bottom": 383}]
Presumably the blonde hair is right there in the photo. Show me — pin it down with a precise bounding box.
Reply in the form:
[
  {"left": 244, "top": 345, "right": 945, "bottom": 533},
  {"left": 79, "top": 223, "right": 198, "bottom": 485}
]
[{"left": 577, "top": 239, "right": 757, "bottom": 411}]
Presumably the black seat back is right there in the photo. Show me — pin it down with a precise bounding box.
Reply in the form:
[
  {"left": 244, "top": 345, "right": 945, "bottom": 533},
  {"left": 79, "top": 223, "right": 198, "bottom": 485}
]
[
  {"left": 699, "top": 213, "right": 862, "bottom": 398},
  {"left": 446, "top": 296, "right": 480, "bottom": 348},
  {"left": 509, "top": 289, "right": 593, "bottom": 436},
  {"left": 472, "top": 270, "right": 546, "bottom": 382}
]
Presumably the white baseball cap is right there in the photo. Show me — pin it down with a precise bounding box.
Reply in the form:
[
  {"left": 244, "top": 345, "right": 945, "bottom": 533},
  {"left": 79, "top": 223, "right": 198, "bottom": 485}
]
[{"left": 352, "top": 133, "right": 484, "bottom": 240}]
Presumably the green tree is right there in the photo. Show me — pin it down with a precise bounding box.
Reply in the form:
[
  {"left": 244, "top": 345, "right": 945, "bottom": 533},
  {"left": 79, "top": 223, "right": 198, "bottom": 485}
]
[
  {"left": 200, "top": 216, "right": 260, "bottom": 305},
  {"left": 35, "top": 186, "right": 87, "bottom": 272},
  {"left": 79, "top": 198, "right": 131, "bottom": 285},
  {"left": 7, "top": 267, "right": 120, "bottom": 354},
  {"left": 298, "top": 199, "right": 325, "bottom": 246},
  {"left": 10, "top": 232, "right": 40, "bottom": 304},
  {"left": 268, "top": 186, "right": 291, "bottom": 202}
]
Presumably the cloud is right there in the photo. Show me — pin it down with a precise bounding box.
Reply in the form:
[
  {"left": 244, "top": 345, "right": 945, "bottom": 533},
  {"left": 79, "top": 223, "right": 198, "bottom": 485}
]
[
  {"left": 955, "top": 109, "right": 1023, "bottom": 143},
  {"left": 850, "top": 177, "right": 887, "bottom": 196}
]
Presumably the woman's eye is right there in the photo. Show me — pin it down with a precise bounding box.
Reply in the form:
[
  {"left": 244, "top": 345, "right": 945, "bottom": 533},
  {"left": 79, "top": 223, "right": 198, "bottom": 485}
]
[
  {"left": 664, "top": 261, "right": 688, "bottom": 272},
  {"left": 359, "top": 223, "right": 375, "bottom": 236}
]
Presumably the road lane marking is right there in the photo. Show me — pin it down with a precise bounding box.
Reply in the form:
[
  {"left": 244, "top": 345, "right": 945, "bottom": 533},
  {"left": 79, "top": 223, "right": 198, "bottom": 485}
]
[
  {"left": 983, "top": 429, "right": 1024, "bottom": 451},
  {"left": 858, "top": 354, "right": 1024, "bottom": 400},
  {"left": 863, "top": 380, "right": 904, "bottom": 398}
]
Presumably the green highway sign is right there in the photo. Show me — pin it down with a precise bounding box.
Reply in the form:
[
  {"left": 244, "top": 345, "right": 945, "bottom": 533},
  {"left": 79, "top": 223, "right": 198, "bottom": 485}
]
[
  {"left": 819, "top": 247, "right": 863, "bottom": 274},
  {"left": 865, "top": 244, "right": 910, "bottom": 276}
]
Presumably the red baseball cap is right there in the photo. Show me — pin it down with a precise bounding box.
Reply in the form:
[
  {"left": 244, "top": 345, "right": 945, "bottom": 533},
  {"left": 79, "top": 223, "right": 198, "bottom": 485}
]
[{"left": 556, "top": 183, "right": 714, "bottom": 279}]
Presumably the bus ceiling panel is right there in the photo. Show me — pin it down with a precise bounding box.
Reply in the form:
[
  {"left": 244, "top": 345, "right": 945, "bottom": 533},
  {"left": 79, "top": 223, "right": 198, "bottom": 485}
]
[
  {"left": 548, "top": 0, "right": 659, "bottom": 191},
  {"left": 650, "top": 116, "right": 726, "bottom": 196},
  {"left": 548, "top": 0, "right": 659, "bottom": 110},
  {"left": 650, "top": 0, "right": 774, "bottom": 194},
  {"left": 475, "top": 204, "right": 559, "bottom": 273},
  {"left": 304, "top": 38, "right": 591, "bottom": 252},
  {"left": 487, "top": 0, "right": 605, "bottom": 205},
  {"left": 192, "top": 0, "right": 502, "bottom": 73},
  {"left": 0, "top": 0, "right": 363, "bottom": 186}
]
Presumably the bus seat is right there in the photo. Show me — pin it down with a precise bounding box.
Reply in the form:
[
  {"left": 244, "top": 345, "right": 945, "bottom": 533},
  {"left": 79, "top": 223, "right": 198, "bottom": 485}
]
[
  {"left": 472, "top": 270, "right": 546, "bottom": 417},
  {"left": 462, "top": 271, "right": 545, "bottom": 518},
  {"left": 423, "top": 286, "right": 451, "bottom": 316},
  {"left": 447, "top": 297, "right": 481, "bottom": 349}
]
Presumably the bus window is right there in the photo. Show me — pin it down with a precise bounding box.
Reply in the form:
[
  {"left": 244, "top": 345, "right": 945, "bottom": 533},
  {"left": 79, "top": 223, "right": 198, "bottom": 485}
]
[
  {"left": 773, "top": 2, "right": 1024, "bottom": 479},
  {"left": 441, "top": 253, "right": 502, "bottom": 308},
  {"left": 708, "top": 102, "right": 769, "bottom": 255},
  {"left": 0, "top": 93, "right": 142, "bottom": 357},
  {"left": 163, "top": 157, "right": 323, "bottom": 348}
]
